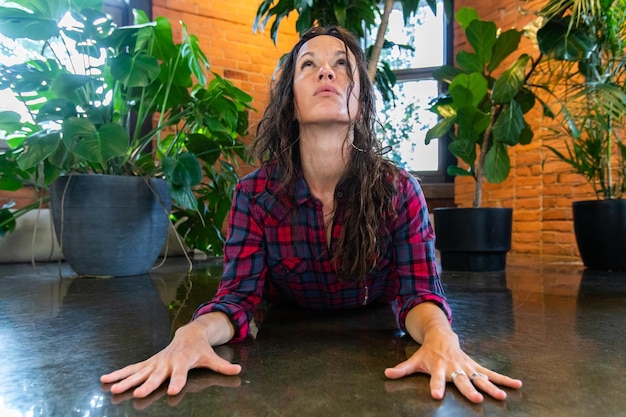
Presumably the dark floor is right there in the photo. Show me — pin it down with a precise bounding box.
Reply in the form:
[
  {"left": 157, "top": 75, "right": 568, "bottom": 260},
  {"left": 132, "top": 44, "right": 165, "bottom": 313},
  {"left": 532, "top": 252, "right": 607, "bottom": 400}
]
[{"left": 0, "top": 254, "right": 625, "bottom": 417}]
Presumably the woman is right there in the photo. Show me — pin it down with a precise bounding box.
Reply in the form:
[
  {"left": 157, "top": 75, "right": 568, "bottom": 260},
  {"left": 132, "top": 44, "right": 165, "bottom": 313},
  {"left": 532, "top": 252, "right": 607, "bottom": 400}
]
[{"left": 101, "top": 26, "right": 522, "bottom": 404}]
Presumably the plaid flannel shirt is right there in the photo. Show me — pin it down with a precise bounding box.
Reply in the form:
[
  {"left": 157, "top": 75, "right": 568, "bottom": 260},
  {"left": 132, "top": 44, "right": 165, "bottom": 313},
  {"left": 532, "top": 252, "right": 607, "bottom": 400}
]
[{"left": 194, "top": 163, "right": 451, "bottom": 342}]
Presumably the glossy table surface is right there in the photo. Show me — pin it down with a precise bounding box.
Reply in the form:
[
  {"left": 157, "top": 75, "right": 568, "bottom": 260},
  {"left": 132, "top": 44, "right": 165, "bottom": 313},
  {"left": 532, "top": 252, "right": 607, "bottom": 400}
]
[{"left": 1, "top": 254, "right": 625, "bottom": 417}]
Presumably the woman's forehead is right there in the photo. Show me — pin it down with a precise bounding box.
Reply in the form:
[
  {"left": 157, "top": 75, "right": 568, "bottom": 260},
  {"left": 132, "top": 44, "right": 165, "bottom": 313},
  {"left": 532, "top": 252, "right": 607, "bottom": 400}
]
[{"left": 297, "top": 35, "right": 354, "bottom": 60}]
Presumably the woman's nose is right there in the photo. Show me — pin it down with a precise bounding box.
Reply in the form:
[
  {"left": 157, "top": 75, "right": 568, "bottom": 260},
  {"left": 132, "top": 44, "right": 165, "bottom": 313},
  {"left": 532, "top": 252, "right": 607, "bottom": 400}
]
[{"left": 318, "top": 64, "right": 334, "bottom": 80}]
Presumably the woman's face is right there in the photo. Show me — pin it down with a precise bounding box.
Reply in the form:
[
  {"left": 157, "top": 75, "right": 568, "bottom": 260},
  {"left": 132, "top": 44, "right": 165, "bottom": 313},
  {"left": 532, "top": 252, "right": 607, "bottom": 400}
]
[{"left": 292, "top": 35, "right": 360, "bottom": 128}]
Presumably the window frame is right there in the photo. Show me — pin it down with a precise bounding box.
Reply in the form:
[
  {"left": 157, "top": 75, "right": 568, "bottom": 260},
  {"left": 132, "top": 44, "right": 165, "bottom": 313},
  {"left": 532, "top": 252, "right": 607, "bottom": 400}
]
[{"left": 376, "top": 0, "right": 455, "bottom": 186}]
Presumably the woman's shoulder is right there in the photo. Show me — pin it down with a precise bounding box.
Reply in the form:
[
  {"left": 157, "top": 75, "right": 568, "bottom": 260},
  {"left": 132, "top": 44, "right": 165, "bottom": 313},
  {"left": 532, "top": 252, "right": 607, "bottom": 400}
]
[{"left": 237, "top": 163, "right": 282, "bottom": 194}]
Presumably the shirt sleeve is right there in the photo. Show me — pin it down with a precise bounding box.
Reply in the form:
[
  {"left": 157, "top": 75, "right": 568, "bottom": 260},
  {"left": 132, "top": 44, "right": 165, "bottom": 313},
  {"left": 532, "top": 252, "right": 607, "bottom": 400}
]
[
  {"left": 391, "top": 173, "right": 452, "bottom": 332},
  {"left": 192, "top": 181, "right": 267, "bottom": 342}
]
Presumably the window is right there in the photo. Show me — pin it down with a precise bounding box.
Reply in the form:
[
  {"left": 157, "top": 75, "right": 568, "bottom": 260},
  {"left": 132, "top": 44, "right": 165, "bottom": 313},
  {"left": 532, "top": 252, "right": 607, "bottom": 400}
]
[{"left": 370, "top": 0, "right": 453, "bottom": 183}]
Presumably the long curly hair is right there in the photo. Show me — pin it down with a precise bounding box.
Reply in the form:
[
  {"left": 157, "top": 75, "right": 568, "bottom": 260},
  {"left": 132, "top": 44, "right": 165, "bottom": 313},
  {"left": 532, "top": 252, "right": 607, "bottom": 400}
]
[{"left": 251, "top": 26, "right": 399, "bottom": 280}]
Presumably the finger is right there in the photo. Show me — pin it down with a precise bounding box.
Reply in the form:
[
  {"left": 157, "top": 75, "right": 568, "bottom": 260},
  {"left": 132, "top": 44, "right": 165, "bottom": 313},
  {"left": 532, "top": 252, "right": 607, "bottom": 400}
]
[
  {"left": 167, "top": 363, "right": 191, "bottom": 396},
  {"left": 484, "top": 370, "right": 523, "bottom": 390},
  {"left": 109, "top": 366, "right": 155, "bottom": 395},
  {"left": 451, "top": 372, "right": 484, "bottom": 404},
  {"left": 470, "top": 373, "right": 507, "bottom": 401},
  {"left": 206, "top": 353, "right": 242, "bottom": 376},
  {"left": 429, "top": 368, "right": 447, "bottom": 400},
  {"left": 101, "top": 362, "right": 144, "bottom": 383},
  {"left": 133, "top": 366, "right": 172, "bottom": 399},
  {"left": 384, "top": 359, "right": 414, "bottom": 380}
]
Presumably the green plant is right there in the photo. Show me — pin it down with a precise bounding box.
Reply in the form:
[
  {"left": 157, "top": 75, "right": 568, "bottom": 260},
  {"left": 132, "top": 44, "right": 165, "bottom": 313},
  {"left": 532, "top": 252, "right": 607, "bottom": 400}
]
[
  {"left": 425, "top": 7, "right": 548, "bottom": 207},
  {"left": 536, "top": 0, "right": 626, "bottom": 200},
  {"left": 0, "top": 0, "right": 253, "bottom": 254}
]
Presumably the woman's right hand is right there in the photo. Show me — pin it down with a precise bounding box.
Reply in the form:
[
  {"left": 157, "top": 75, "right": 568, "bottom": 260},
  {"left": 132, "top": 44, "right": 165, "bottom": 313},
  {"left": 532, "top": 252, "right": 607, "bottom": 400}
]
[{"left": 100, "top": 312, "right": 241, "bottom": 398}]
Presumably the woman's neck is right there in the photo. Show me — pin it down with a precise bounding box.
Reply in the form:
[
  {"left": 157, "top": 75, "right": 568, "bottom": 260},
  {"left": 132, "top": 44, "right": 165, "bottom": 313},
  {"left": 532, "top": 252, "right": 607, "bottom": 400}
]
[{"left": 299, "top": 125, "right": 350, "bottom": 197}]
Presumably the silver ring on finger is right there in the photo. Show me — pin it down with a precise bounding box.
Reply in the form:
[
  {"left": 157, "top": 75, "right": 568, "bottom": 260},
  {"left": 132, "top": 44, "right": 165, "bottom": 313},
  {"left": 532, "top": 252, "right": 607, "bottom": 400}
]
[
  {"left": 450, "top": 369, "right": 467, "bottom": 382},
  {"left": 470, "top": 371, "right": 488, "bottom": 382}
]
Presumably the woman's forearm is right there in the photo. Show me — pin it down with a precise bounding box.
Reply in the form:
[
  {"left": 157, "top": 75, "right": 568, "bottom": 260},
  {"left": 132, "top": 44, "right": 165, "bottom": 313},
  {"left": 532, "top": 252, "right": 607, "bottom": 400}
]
[
  {"left": 190, "top": 311, "right": 236, "bottom": 346},
  {"left": 404, "top": 302, "right": 457, "bottom": 345}
]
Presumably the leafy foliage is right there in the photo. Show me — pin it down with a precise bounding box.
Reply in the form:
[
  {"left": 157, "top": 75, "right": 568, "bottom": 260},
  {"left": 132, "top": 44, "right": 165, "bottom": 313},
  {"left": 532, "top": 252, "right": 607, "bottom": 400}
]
[
  {"left": 0, "top": 0, "right": 254, "bottom": 254},
  {"left": 425, "top": 7, "right": 547, "bottom": 207},
  {"left": 536, "top": 0, "right": 626, "bottom": 199}
]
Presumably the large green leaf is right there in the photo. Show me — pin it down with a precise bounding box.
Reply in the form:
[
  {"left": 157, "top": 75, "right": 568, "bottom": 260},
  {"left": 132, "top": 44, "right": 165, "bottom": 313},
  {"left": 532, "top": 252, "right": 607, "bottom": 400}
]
[
  {"left": 162, "top": 152, "right": 203, "bottom": 187},
  {"left": 62, "top": 118, "right": 129, "bottom": 164},
  {"left": 483, "top": 142, "right": 510, "bottom": 184},
  {"left": 455, "top": 6, "right": 479, "bottom": 30},
  {"left": 487, "top": 29, "right": 523, "bottom": 72},
  {"left": 432, "top": 65, "right": 463, "bottom": 83},
  {"left": 492, "top": 54, "right": 530, "bottom": 104},
  {"left": 492, "top": 100, "right": 525, "bottom": 145},
  {"left": 110, "top": 53, "right": 160, "bottom": 88},
  {"left": 537, "top": 16, "right": 595, "bottom": 61},
  {"left": 181, "top": 24, "right": 210, "bottom": 85},
  {"left": 466, "top": 19, "right": 497, "bottom": 66},
  {"left": 456, "top": 106, "right": 490, "bottom": 142},
  {"left": 186, "top": 133, "right": 223, "bottom": 165},
  {"left": 0, "top": 111, "right": 23, "bottom": 133},
  {"left": 169, "top": 183, "right": 198, "bottom": 211},
  {"left": 425, "top": 117, "right": 455, "bottom": 144},
  {"left": 447, "top": 165, "right": 473, "bottom": 177},
  {"left": 16, "top": 130, "right": 61, "bottom": 170},
  {"left": 450, "top": 72, "right": 487, "bottom": 108},
  {"left": 449, "top": 137, "right": 477, "bottom": 167},
  {"left": 0, "top": 6, "right": 58, "bottom": 40},
  {"left": 456, "top": 51, "right": 484, "bottom": 73}
]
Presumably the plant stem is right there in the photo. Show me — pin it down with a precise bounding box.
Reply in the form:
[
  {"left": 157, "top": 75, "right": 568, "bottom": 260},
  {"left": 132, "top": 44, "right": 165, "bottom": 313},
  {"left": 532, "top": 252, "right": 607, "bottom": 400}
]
[
  {"left": 474, "top": 105, "right": 498, "bottom": 208},
  {"left": 367, "top": 0, "right": 394, "bottom": 83}
]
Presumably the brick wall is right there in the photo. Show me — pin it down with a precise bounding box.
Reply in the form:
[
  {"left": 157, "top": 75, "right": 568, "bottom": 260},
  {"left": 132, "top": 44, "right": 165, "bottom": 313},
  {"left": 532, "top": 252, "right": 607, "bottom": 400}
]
[{"left": 453, "top": 0, "right": 595, "bottom": 259}]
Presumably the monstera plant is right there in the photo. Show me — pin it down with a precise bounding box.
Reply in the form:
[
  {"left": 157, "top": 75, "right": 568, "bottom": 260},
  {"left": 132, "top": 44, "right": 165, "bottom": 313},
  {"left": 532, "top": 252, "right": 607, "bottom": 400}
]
[
  {"left": 0, "top": 0, "right": 253, "bottom": 262},
  {"left": 0, "top": 0, "right": 252, "bottom": 274}
]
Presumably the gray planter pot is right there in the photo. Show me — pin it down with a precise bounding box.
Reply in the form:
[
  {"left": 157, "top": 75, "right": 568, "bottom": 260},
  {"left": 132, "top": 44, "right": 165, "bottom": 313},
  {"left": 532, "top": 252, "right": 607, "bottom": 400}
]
[
  {"left": 50, "top": 175, "right": 172, "bottom": 277},
  {"left": 573, "top": 199, "right": 626, "bottom": 271},
  {"left": 434, "top": 207, "right": 513, "bottom": 272}
]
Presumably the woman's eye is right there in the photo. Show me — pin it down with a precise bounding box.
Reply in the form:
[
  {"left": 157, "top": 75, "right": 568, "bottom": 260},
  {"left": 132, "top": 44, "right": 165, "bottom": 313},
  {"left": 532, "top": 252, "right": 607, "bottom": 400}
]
[
  {"left": 336, "top": 59, "right": 347, "bottom": 66},
  {"left": 301, "top": 60, "right": 314, "bottom": 69}
]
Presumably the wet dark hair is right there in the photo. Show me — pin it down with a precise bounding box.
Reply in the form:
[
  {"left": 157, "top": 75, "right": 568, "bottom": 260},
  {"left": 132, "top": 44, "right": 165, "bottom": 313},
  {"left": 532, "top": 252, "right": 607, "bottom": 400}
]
[{"left": 251, "top": 26, "right": 399, "bottom": 280}]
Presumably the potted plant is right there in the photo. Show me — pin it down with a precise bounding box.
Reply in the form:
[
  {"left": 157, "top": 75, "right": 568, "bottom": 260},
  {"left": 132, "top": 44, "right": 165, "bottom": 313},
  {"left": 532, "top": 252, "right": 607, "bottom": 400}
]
[
  {"left": 536, "top": 0, "right": 626, "bottom": 270},
  {"left": 424, "top": 7, "right": 548, "bottom": 271},
  {"left": 0, "top": 0, "right": 253, "bottom": 275}
]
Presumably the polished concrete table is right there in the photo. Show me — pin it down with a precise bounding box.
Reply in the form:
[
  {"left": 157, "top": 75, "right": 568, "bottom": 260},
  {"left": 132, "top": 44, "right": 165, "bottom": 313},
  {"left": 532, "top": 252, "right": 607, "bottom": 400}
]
[{"left": 0, "top": 254, "right": 625, "bottom": 416}]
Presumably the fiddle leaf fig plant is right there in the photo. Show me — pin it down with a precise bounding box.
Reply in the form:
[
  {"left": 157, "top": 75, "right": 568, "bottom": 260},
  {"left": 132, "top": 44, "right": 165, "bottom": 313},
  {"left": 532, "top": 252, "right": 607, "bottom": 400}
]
[
  {"left": 0, "top": 0, "right": 253, "bottom": 255},
  {"left": 425, "top": 7, "right": 549, "bottom": 207}
]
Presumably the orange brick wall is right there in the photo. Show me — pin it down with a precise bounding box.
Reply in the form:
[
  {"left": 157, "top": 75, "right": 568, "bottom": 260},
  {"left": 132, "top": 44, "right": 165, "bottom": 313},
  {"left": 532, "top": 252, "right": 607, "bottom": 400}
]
[{"left": 453, "top": 0, "right": 596, "bottom": 259}]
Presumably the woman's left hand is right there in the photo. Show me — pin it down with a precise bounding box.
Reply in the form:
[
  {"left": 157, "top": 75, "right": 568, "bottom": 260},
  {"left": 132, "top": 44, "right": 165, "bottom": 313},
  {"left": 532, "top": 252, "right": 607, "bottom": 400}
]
[{"left": 384, "top": 303, "right": 522, "bottom": 404}]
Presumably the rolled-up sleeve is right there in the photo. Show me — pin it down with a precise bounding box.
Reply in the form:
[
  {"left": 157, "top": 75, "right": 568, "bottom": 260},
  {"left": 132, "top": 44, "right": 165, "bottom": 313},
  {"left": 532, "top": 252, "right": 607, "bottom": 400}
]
[
  {"left": 193, "top": 181, "right": 267, "bottom": 342},
  {"left": 391, "top": 173, "right": 452, "bottom": 332}
]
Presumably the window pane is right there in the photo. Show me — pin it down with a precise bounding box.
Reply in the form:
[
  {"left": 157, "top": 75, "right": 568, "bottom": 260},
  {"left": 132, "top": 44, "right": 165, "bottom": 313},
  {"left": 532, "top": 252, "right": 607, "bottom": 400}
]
[
  {"left": 379, "top": 1, "right": 445, "bottom": 70},
  {"left": 377, "top": 79, "right": 439, "bottom": 172}
]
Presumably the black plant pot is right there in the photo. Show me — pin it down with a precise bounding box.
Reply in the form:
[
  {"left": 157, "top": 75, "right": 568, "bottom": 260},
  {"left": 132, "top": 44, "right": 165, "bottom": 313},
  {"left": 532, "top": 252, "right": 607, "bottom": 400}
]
[
  {"left": 50, "top": 175, "right": 172, "bottom": 277},
  {"left": 434, "top": 207, "right": 512, "bottom": 272},
  {"left": 573, "top": 199, "right": 626, "bottom": 271}
]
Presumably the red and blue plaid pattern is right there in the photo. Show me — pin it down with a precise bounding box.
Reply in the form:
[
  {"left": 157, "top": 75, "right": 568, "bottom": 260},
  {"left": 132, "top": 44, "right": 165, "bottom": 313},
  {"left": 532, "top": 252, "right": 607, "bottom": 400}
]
[{"left": 194, "top": 163, "right": 451, "bottom": 342}]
